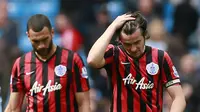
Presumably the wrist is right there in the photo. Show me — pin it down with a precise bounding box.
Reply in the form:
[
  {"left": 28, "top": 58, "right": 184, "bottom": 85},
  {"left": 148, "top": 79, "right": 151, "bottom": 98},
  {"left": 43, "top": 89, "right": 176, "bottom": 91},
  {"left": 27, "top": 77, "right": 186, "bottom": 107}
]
[{"left": 108, "top": 23, "right": 117, "bottom": 31}]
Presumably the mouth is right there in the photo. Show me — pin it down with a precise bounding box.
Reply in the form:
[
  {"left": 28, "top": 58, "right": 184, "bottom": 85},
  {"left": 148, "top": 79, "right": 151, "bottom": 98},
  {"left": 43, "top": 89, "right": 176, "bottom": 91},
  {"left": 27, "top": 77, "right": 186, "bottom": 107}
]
[
  {"left": 130, "top": 52, "right": 141, "bottom": 58},
  {"left": 37, "top": 49, "right": 49, "bottom": 56}
]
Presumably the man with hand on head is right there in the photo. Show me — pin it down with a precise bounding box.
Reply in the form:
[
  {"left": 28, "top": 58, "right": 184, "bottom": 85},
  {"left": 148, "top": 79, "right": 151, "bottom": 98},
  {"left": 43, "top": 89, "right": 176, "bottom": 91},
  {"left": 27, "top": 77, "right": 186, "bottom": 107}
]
[{"left": 87, "top": 11, "right": 186, "bottom": 112}]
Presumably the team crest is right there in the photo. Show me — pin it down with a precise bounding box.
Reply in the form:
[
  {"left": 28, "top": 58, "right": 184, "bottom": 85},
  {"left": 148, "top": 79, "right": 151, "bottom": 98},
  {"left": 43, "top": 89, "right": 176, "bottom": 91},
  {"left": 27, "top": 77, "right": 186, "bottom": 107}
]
[
  {"left": 54, "top": 65, "right": 67, "bottom": 77},
  {"left": 172, "top": 66, "right": 179, "bottom": 77},
  {"left": 81, "top": 67, "right": 88, "bottom": 78},
  {"left": 146, "top": 62, "right": 159, "bottom": 75}
]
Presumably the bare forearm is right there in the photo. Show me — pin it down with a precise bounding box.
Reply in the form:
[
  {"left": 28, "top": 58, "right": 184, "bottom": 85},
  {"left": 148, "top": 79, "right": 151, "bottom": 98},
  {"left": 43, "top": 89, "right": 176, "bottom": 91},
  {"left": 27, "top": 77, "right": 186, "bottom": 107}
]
[
  {"left": 170, "top": 96, "right": 186, "bottom": 112},
  {"left": 4, "top": 106, "right": 21, "bottom": 112},
  {"left": 6, "top": 93, "right": 24, "bottom": 112},
  {"left": 79, "top": 105, "right": 91, "bottom": 112},
  {"left": 4, "top": 103, "right": 11, "bottom": 112},
  {"left": 87, "top": 24, "right": 116, "bottom": 66}
]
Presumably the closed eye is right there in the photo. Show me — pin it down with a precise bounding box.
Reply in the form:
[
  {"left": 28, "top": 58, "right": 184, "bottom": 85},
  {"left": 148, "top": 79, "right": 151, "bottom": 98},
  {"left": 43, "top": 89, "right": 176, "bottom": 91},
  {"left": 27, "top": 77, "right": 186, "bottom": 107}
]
[
  {"left": 124, "top": 43, "right": 132, "bottom": 47},
  {"left": 134, "top": 40, "right": 141, "bottom": 44}
]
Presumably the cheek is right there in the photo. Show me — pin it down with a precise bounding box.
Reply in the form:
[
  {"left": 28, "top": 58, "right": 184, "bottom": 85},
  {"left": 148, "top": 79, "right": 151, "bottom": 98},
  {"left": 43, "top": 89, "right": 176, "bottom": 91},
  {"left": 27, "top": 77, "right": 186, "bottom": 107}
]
[
  {"left": 139, "top": 40, "right": 145, "bottom": 47},
  {"left": 126, "top": 47, "right": 132, "bottom": 51},
  {"left": 123, "top": 45, "right": 132, "bottom": 51},
  {"left": 32, "top": 44, "right": 38, "bottom": 50}
]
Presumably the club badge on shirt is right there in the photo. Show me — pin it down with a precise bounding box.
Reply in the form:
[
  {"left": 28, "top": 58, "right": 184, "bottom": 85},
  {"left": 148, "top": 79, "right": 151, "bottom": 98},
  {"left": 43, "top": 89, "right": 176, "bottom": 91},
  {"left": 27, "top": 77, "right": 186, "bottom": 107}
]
[
  {"left": 146, "top": 62, "right": 159, "bottom": 75},
  {"left": 54, "top": 65, "right": 67, "bottom": 77}
]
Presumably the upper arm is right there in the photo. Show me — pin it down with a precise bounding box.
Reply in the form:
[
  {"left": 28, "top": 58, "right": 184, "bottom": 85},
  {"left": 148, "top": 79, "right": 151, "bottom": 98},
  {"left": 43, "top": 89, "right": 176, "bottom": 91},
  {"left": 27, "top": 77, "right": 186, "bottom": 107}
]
[
  {"left": 87, "top": 44, "right": 115, "bottom": 68},
  {"left": 75, "top": 91, "right": 90, "bottom": 106},
  {"left": 8, "top": 57, "right": 25, "bottom": 111},
  {"left": 162, "top": 52, "right": 180, "bottom": 87},
  {"left": 166, "top": 85, "right": 185, "bottom": 100},
  {"left": 73, "top": 54, "right": 90, "bottom": 110},
  {"left": 8, "top": 92, "right": 25, "bottom": 111},
  {"left": 100, "top": 44, "right": 115, "bottom": 68},
  {"left": 73, "top": 53, "right": 90, "bottom": 92},
  {"left": 10, "top": 58, "right": 24, "bottom": 92}
]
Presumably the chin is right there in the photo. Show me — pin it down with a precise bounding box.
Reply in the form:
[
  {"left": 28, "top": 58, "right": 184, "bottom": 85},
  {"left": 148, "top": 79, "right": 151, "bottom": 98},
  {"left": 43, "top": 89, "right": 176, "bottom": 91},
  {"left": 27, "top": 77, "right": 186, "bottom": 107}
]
[
  {"left": 37, "top": 51, "right": 49, "bottom": 56},
  {"left": 131, "top": 53, "right": 141, "bottom": 58}
]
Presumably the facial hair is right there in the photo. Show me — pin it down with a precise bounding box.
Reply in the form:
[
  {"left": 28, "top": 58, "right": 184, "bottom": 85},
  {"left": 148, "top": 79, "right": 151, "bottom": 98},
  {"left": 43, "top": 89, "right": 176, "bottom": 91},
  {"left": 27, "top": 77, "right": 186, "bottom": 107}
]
[{"left": 33, "top": 40, "right": 53, "bottom": 57}]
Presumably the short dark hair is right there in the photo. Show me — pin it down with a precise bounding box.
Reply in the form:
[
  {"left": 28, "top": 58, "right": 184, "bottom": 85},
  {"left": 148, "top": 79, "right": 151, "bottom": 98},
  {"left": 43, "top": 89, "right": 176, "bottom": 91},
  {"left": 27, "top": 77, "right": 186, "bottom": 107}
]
[
  {"left": 120, "top": 11, "right": 150, "bottom": 39},
  {"left": 27, "top": 14, "right": 52, "bottom": 32}
]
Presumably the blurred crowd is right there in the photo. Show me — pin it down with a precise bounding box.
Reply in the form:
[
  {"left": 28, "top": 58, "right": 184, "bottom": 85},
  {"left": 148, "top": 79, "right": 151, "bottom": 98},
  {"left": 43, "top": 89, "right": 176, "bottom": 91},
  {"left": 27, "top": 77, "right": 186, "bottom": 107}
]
[{"left": 0, "top": 0, "right": 200, "bottom": 112}]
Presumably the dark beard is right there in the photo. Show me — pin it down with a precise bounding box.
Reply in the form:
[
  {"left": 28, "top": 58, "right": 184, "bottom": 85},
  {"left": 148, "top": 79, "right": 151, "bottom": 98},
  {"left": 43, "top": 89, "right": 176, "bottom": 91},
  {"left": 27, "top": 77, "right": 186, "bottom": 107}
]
[{"left": 34, "top": 40, "right": 53, "bottom": 57}]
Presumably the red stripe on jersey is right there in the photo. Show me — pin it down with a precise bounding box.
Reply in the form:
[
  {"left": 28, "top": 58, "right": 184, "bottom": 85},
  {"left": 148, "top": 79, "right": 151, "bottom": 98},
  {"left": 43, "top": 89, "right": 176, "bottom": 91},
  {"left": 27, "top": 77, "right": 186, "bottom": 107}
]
[
  {"left": 24, "top": 52, "right": 32, "bottom": 93},
  {"left": 74, "top": 53, "right": 89, "bottom": 91},
  {"left": 23, "top": 52, "right": 32, "bottom": 111},
  {"left": 118, "top": 51, "right": 127, "bottom": 112},
  {"left": 10, "top": 57, "right": 21, "bottom": 92},
  {"left": 70, "top": 84, "right": 75, "bottom": 112},
  {"left": 151, "top": 48, "right": 159, "bottom": 112},
  {"left": 139, "top": 54, "right": 149, "bottom": 111},
  {"left": 47, "top": 55, "right": 56, "bottom": 112},
  {"left": 133, "top": 90, "right": 140, "bottom": 112},
  {"left": 104, "top": 44, "right": 115, "bottom": 65},
  {"left": 35, "top": 59, "right": 44, "bottom": 112},
  {"left": 129, "top": 59, "right": 140, "bottom": 112},
  {"left": 113, "top": 84, "right": 117, "bottom": 112},
  {"left": 164, "top": 52, "right": 179, "bottom": 81},
  {"left": 111, "top": 64, "right": 117, "bottom": 112},
  {"left": 162, "top": 51, "right": 180, "bottom": 86},
  {"left": 59, "top": 49, "right": 68, "bottom": 112}
]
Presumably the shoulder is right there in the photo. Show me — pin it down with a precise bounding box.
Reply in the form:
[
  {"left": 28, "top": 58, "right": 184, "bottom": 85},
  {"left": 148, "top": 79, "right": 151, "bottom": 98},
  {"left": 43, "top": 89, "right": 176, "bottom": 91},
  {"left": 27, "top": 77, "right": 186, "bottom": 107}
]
[
  {"left": 59, "top": 47, "right": 75, "bottom": 58},
  {"left": 12, "top": 52, "right": 30, "bottom": 68},
  {"left": 14, "top": 52, "right": 31, "bottom": 64},
  {"left": 108, "top": 44, "right": 116, "bottom": 48},
  {"left": 149, "top": 46, "right": 168, "bottom": 56},
  {"left": 60, "top": 47, "right": 75, "bottom": 54},
  {"left": 107, "top": 44, "right": 121, "bottom": 51},
  {"left": 60, "top": 47, "right": 81, "bottom": 61}
]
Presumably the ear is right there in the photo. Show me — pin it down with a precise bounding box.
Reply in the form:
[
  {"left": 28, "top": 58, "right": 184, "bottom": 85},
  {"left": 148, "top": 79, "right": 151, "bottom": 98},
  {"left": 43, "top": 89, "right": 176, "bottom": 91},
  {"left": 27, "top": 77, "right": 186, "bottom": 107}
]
[
  {"left": 51, "top": 28, "right": 54, "bottom": 38},
  {"left": 26, "top": 31, "right": 30, "bottom": 38}
]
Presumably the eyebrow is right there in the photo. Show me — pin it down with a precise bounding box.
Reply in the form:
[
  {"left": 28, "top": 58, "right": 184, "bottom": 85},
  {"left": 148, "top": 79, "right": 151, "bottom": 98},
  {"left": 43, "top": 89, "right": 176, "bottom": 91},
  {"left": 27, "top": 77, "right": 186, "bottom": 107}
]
[
  {"left": 123, "top": 40, "right": 141, "bottom": 44},
  {"left": 32, "top": 36, "right": 48, "bottom": 41}
]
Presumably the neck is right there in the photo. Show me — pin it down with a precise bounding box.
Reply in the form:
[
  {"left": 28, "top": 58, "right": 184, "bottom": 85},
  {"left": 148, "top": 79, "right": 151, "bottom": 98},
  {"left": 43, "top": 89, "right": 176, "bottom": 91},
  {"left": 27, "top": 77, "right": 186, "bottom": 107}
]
[{"left": 35, "top": 44, "right": 57, "bottom": 62}]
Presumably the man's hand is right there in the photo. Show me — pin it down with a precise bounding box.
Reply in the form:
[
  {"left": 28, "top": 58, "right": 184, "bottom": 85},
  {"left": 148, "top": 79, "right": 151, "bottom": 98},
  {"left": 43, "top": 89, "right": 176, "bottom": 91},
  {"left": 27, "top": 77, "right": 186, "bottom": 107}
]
[{"left": 110, "top": 14, "right": 135, "bottom": 30}]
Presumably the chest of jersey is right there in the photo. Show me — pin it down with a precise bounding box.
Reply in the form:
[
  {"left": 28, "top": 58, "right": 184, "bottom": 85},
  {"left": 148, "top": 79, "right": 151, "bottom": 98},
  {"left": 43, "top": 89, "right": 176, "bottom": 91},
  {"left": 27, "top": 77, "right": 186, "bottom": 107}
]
[
  {"left": 115, "top": 48, "right": 162, "bottom": 91},
  {"left": 119, "top": 59, "right": 160, "bottom": 90},
  {"left": 21, "top": 61, "right": 70, "bottom": 96}
]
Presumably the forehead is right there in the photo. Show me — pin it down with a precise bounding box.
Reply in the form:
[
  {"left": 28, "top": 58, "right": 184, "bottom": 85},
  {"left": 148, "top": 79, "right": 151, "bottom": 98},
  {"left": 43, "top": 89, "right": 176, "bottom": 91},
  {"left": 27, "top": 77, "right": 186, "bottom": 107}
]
[
  {"left": 29, "top": 27, "right": 51, "bottom": 39},
  {"left": 120, "top": 29, "right": 143, "bottom": 43}
]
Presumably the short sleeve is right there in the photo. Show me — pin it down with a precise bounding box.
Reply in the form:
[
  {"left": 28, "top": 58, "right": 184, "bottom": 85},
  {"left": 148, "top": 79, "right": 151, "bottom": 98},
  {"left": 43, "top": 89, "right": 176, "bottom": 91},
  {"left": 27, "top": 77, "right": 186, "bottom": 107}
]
[
  {"left": 104, "top": 44, "right": 115, "bottom": 65},
  {"left": 73, "top": 53, "right": 90, "bottom": 92},
  {"left": 10, "top": 57, "right": 24, "bottom": 92},
  {"left": 162, "top": 52, "right": 181, "bottom": 88}
]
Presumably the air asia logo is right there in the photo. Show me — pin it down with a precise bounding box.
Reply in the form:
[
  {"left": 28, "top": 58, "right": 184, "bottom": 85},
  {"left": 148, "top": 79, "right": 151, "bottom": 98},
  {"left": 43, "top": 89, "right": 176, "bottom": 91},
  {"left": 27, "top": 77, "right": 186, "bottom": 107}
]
[
  {"left": 122, "top": 73, "right": 154, "bottom": 90},
  {"left": 30, "top": 80, "right": 62, "bottom": 96}
]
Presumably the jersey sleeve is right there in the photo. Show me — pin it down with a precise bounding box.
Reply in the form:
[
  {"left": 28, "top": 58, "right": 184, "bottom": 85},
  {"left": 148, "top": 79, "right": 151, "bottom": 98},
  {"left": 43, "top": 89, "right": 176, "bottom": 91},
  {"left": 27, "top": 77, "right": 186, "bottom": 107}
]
[
  {"left": 10, "top": 57, "right": 24, "bottom": 92},
  {"left": 162, "top": 52, "right": 181, "bottom": 88},
  {"left": 104, "top": 44, "right": 115, "bottom": 65},
  {"left": 72, "top": 53, "right": 90, "bottom": 92}
]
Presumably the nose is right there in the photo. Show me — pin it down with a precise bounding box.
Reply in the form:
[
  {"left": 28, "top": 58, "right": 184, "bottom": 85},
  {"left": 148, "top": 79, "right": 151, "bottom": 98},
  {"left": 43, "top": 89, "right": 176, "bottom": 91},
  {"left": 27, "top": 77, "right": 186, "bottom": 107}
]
[
  {"left": 131, "top": 45, "right": 137, "bottom": 52},
  {"left": 38, "top": 42, "right": 46, "bottom": 49}
]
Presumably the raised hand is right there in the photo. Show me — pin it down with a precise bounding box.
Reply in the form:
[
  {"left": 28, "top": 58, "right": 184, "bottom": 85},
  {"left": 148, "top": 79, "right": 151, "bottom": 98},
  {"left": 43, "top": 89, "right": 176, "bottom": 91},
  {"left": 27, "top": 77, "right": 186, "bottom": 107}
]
[{"left": 110, "top": 13, "right": 135, "bottom": 30}]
